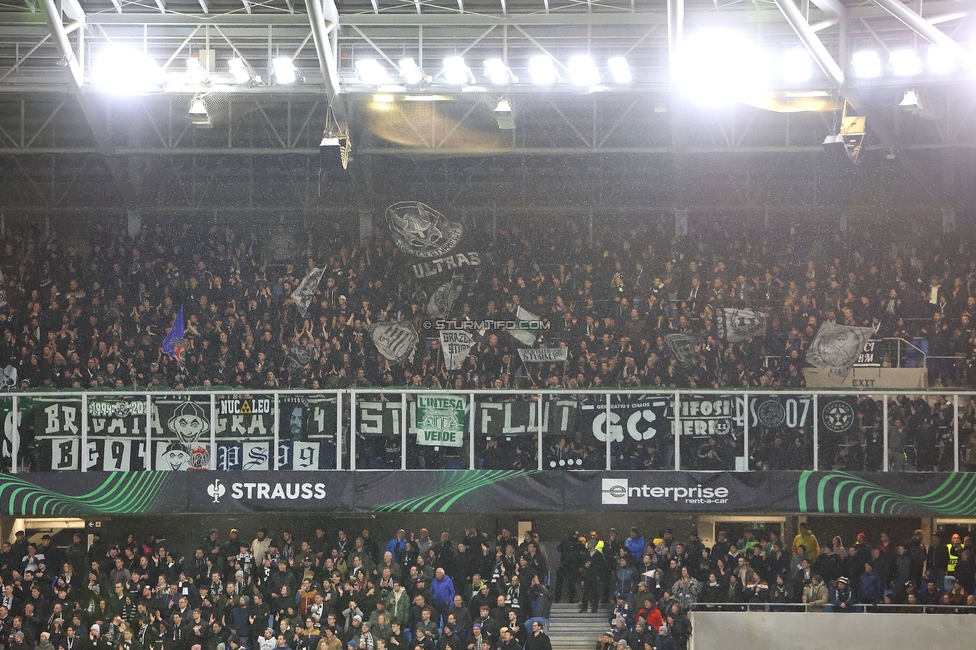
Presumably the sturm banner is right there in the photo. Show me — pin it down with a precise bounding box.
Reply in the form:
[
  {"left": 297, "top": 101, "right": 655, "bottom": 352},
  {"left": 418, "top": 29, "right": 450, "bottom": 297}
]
[
  {"left": 518, "top": 348, "right": 569, "bottom": 364},
  {"left": 3, "top": 470, "right": 976, "bottom": 516}
]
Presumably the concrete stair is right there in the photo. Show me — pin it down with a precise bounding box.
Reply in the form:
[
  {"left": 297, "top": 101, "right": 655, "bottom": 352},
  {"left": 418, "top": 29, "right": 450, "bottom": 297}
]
[{"left": 547, "top": 602, "right": 610, "bottom": 650}]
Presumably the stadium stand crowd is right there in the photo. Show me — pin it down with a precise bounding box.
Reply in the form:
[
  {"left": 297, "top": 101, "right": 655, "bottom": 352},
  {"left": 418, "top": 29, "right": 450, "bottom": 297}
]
[
  {"left": 1, "top": 216, "right": 974, "bottom": 392},
  {"left": 1, "top": 522, "right": 974, "bottom": 650}
]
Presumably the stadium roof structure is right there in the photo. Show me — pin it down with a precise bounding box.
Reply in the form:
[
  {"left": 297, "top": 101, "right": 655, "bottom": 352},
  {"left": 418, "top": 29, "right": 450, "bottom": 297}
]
[
  {"left": 0, "top": 0, "right": 973, "bottom": 217},
  {"left": 0, "top": 0, "right": 976, "bottom": 219}
]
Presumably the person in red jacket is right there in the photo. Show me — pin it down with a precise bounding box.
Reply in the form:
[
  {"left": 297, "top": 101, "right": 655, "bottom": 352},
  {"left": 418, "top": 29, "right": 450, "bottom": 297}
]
[{"left": 635, "top": 599, "right": 663, "bottom": 633}]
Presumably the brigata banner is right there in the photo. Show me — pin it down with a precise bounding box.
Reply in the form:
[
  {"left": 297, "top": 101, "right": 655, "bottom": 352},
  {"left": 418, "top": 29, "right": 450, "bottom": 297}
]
[
  {"left": 415, "top": 395, "right": 466, "bottom": 447},
  {"left": 3, "top": 470, "right": 976, "bottom": 516}
]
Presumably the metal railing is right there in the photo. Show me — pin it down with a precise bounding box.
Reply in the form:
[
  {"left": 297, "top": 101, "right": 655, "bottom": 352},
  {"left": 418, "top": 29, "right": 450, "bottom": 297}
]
[
  {"left": 2, "top": 388, "right": 976, "bottom": 473},
  {"left": 690, "top": 602, "right": 976, "bottom": 613}
]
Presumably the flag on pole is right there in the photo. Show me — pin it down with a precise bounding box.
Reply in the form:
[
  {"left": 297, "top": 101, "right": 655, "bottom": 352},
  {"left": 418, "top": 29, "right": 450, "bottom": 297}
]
[
  {"left": 716, "top": 308, "right": 766, "bottom": 343},
  {"left": 162, "top": 305, "right": 186, "bottom": 366},
  {"left": 439, "top": 330, "right": 477, "bottom": 370},
  {"left": 508, "top": 306, "right": 540, "bottom": 347},
  {"left": 293, "top": 267, "right": 325, "bottom": 317}
]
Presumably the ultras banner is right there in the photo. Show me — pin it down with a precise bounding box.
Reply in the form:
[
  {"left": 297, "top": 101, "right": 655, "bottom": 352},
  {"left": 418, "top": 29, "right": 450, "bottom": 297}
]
[{"left": 3, "top": 470, "right": 976, "bottom": 516}]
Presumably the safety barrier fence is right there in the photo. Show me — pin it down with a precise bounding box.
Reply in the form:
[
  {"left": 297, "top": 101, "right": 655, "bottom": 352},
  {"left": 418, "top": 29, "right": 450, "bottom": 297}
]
[{"left": 1, "top": 389, "right": 974, "bottom": 473}]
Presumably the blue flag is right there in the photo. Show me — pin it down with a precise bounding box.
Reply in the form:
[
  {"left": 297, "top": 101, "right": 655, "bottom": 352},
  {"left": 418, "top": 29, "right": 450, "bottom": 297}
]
[{"left": 162, "top": 305, "right": 185, "bottom": 364}]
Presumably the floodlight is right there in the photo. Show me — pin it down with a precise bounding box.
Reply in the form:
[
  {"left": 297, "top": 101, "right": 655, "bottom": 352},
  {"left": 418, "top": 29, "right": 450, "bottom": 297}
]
[
  {"left": 355, "top": 59, "right": 389, "bottom": 85},
  {"left": 443, "top": 57, "right": 474, "bottom": 85},
  {"left": 320, "top": 133, "right": 341, "bottom": 150},
  {"left": 890, "top": 49, "right": 922, "bottom": 76},
  {"left": 398, "top": 58, "right": 429, "bottom": 85},
  {"left": 851, "top": 51, "right": 882, "bottom": 78},
  {"left": 779, "top": 48, "right": 813, "bottom": 83},
  {"left": 494, "top": 98, "right": 514, "bottom": 130},
  {"left": 188, "top": 98, "right": 211, "bottom": 128},
  {"left": 92, "top": 46, "right": 166, "bottom": 94},
  {"left": 272, "top": 57, "right": 302, "bottom": 84},
  {"left": 483, "top": 58, "right": 517, "bottom": 85},
  {"left": 898, "top": 89, "right": 945, "bottom": 119},
  {"left": 899, "top": 89, "right": 921, "bottom": 108},
  {"left": 676, "top": 32, "right": 771, "bottom": 104},
  {"left": 186, "top": 57, "right": 209, "bottom": 84},
  {"left": 607, "top": 57, "right": 632, "bottom": 84},
  {"left": 927, "top": 45, "right": 956, "bottom": 74},
  {"left": 228, "top": 58, "right": 260, "bottom": 85},
  {"left": 528, "top": 55, "right": 560, "bottom": 85},
  {"left": 568, "top": 55, "right": 600, "bottom": 87}
]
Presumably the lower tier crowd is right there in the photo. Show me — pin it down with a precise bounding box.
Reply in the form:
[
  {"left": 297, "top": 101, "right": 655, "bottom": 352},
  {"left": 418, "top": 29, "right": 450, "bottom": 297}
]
[{"left": 1, "top": 520, "right": 974, "bottom": 650}]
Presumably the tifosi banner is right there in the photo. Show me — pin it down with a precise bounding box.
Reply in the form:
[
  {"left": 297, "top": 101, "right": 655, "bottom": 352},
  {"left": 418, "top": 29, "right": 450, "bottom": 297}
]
[{"left": 3, "top": 471, "right": 976, "bottom": 516}]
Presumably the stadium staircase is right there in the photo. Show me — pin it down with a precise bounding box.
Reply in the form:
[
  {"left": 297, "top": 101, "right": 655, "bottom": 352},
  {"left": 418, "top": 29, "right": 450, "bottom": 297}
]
[{"left": 547, "top": 602, "right": 608, "bottom": 650}]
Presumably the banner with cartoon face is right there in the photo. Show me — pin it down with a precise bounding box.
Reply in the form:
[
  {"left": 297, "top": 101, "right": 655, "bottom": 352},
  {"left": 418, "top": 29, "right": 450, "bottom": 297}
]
[{"left": 153, "top": 398, "right": 212, "bottom": 471}]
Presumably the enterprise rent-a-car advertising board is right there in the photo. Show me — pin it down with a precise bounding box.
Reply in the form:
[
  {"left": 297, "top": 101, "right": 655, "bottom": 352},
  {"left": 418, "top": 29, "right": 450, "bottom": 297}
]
[{"left": 4, "top": 470, "right": 976, "bottom": 516}]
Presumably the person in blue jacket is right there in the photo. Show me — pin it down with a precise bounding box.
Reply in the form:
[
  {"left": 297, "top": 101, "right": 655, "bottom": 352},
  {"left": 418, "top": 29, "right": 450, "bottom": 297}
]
[
  {"left": 858, "top": 563, "right": 884, "bottom": 605},
  {"left": 624, "top": 529, "right": 645, "bottom": 561},
  {"left": 431, "top": 567, "right": 456, "bottom": 626}
]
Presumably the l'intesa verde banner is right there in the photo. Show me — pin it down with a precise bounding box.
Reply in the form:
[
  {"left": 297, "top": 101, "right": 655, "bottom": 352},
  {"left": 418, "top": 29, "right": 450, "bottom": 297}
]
[{"left": 3, "top": 470, "right": 976, "bottom": 516}]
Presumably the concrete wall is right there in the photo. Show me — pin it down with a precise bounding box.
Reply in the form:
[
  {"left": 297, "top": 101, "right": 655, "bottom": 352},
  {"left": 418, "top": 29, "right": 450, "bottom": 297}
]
[{"left": 689, "top": 611, "right": 976, "bottom": 650}]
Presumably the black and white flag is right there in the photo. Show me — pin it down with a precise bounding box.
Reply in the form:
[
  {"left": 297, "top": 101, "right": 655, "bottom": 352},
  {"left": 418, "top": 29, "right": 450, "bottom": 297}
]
[
  {"left": 806, "top": 322, "right": 875, "bottom": 377},
  {"left": 386, "top": 201, "right": 463, "bottom": 259},
  {"left": 665, "top": 333, "right": 700, "bottom": 368},
  {"left": 0, "top": 365, "right": 16, "bottom": 390},
  {"left": 288, "top": 341, "right": 316, "bottom": 369},
  {"left": 439, "top": 330, "right": 476, "bottom": 371},
  {"left": 293, "top": 267, "right": 325, "bottom": 317},
  {"left": 370, "top": 321, "right": 420, "bottom": 363},
  {"left": 717, "top": 308, "right": 766, "bottom": 343},
  {"left": 428, "top": 280, "right": 463, "bottom": 320}
]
